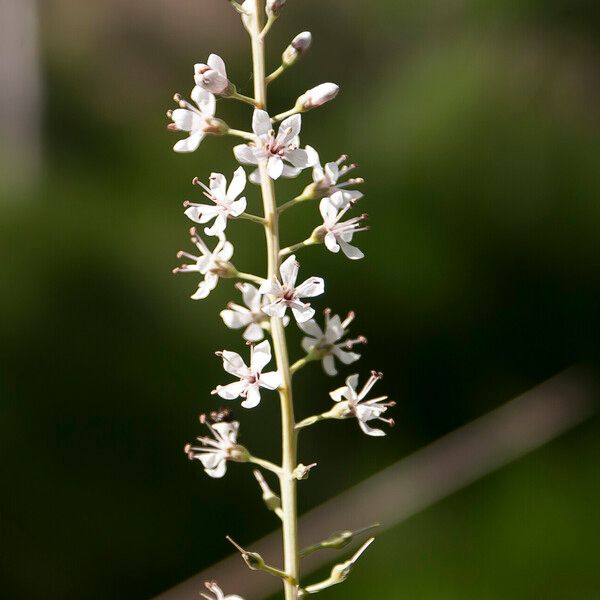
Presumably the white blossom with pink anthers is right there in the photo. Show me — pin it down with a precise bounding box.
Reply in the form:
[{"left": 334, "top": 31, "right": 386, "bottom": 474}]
[
  {"left": 298, "top": 309, "right": 366, "bottom": 376},
  {"left": 214, "top": 340, "right": 282, "bottom": 409},
  {"left": 317, "top": 193, "right": 368, "bottom": 259},
  {"left": 259, "top": 255, "right": 324, "bottom": 323},
  {"left": 234, "top": 109, "right": 317, "bottom": 182},
  {"left": 328, "top": 372, "right": 395, "bottom": 437},
  {"left": 184, "top": 167, "right": 247, "bottom": 236},
  {"left": 172, "top": 229, "right": 234, "bottom": 300}
]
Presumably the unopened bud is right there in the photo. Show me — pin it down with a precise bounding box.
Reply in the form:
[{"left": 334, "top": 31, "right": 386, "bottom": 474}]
[
  {"left": 293, "top": 463, "right": 317, "bottom": 480},
  {"left": 267, "top": 0, "right": 286, "bottom": 17},
  {"left": 226, "top": 536, "right": 265, "bottom": 571},
  {"left": 304, "top": 538, "right": 375, "bottom": 594},
  {"left": 282, "top": 31, "right": 312, "bottom": 66},
  {"left": 295, "top": 83, "right": 339, "bottom": 112},
  {"left": 195, "top": 56, "right": 235, "bottom": 96},
  {"left": 253, "top": 470, "right": 282, "bottom": 513}
]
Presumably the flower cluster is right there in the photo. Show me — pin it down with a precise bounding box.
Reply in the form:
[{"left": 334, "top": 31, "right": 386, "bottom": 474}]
[{"left": 167, "top": 2, "right": 393, "bottom": 597}]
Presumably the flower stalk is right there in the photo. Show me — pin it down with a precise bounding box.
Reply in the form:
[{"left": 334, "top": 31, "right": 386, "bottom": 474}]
[
  {"left": 250, "top": 2, "right": 299, "bottom": 597},
  {"left": 168, "top": 2, "right": 393, "bottom": 597}
]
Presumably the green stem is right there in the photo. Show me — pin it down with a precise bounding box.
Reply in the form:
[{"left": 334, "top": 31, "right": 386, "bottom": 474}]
[
  {"left": 278, "top": 194, "right": 310, "bottom": 214},
  {"left": 273, "top": 106, "right": 300, "bottom": 123},
  {"left": 248, "top": 455, "right": 282, "bottom": 475},
  {"left": 266, "top": 64, "right": 286, "bottom": 85},
  {"left": 239, "top": 212, "right": 267, "bottom": 225},
  {"left": 295, "top": 413, "right": 327, "bottom": 430},
  {"left": 227, "top": 128, "right": 256, "bottom": 141},
  {"left": 280, "top": 237, "right": 317, "bottom": 258},
  {"left": 251, "top": 3, "right": 299, "bottom": 599},
  {"left": 236, "top": 271, "right": 265, "bottom": 285},
  {"left": 231, "top": 91, "right": 259, "bottom": 107}
]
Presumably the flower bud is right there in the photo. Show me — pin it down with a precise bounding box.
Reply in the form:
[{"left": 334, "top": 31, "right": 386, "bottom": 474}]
[
  {"left": 282, "top": 31, "right": 312, "bottom": 66},
  {"left": 267, "top": 0, "right": 286, "bottom": 17},
  {"left": 253, "top": 469, "right": 282, "bottom": 514},
  {"left": 295, "top": 83, "right": 339, "bottom": 112},
  {"left": 304, "top": 538, "right": 375, "bottom": 594},
  {"left": 293, "top": 463, "right": 317, "bottom": 480},
  {"left": 195, "top": 55, "right": 235, "bottom": 96},
  {"left": 226, "top": 536, "right": 266, "bottom": 570}
]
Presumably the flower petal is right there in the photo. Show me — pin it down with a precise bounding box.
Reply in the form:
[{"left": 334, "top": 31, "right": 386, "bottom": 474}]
[
  {"left": 278, "top": 114, "right": 301, "bottom": 144},
  {"left": 358, "top": 419, "right": 386, "bottom": 437},
  {"left": 258, "top": 277, "right": 283, "bottom": 296},
  {"left": 240, "top": 283, "right": 261, "bottom": 310},
  {"left": 252, "top": 109, "right": 272, "bottom": 137},
  {"left": 207, "top": 53, "right": 227, "bottom": 77},
  {"left": 250, "top": 340, "right": 272, "bottom": 372},
  {"left": 221, "top": 350, "right": 247, "bottom": 376},
  {"left": 322, "top": 354, "right": 337, "bottom": 376},
  {"left": 227, "top": 166, "right": 247, "bottom": 200},
  {"left": 295, "top": 277, "right": 325, "bottom": 298},
  {"left": 281, "top": 164, "right": 302, "bottom": 178},
  {"left": 279, "top": 254, "right": 299, "bottom": 288},
  {"left": 174, "top": 131, "right": 205, "bottom": 153},
  {"left": 285, "top": 148, "right": 310, "bottom": 168},
  {"left": 220, "top": 309, "right": 253, "bottom": 330},
  {"left": 260, "top": 370, "right": 282, "bottom": 390},
  {"left": 243, "top": 322, "right": 264, "bottom": 342},
  {"left": 262, "top": 300, "right": 288, "bottom": 318},
  {"left": 216, "top": 380, "right": 247, "bottom": 400},
  {"left": 205, "top": 458, "right": 228, "bottom": 478},
  {"left": 191, "top": 86, "right": 216, "bottom": 115},
  {"left": 297, "top": 318, "right": 323, "bottom": 338},
  {"left": 241, "top": 385, "right": 261, "bottom": 408},
  {"left": 234, "top": 144, "right": 259, "bottom": 165},
  {"left": 291, "top": 304, "right": 315, "bottom": 323},
  {"left": 267, "top": 156, "right": 284, "bottom": 179}
]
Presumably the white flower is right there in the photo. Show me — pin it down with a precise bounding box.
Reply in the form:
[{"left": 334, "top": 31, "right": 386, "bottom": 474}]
[
  {"left": 214, "top": 340, "right": 282, "bottom": 408},
  {"left": 258, "top": 254, "right": 324, "bottom": 323},
  {"left": 298, "top": 309, "right": 366, "bottom": 376},
  {"left": 194, "top": 54, "right": 234, "bottom": 96},
  {"left": 184, "top": 417, "right": 246, "bottom": 479},
  {"left": 309, "top": 153, "right": 364, "bottom": 207},
  {"left": 184, "top": 167, "right": 247, "bottom": 236},
  {"left": 296, "top": 83, "right": 339, "bottom": 111},
  {"left": 173, "top": 229, "right": 234, "bottom": 300},
  {"left": 317, "top": 194, "right": 367, "bottom": 259},
  {"left": 168, "top": 87, "right": 217, "bottom": 153},
  {"left": 220, "top": 283, "right": 289, "bottom": 342},
  {"left": 200, "top": 580, "right": 245, "bottom": 600},
  {"left": 329, "top": 372, "right": 395, "bottom": 437},
  {"left": 234, "top": 109, "right": 317, "bottom": 182}
]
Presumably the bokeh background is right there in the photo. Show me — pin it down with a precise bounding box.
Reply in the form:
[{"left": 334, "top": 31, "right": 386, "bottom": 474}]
[{"left": 1, "top": 0, "right": 599, "bottom": 598}]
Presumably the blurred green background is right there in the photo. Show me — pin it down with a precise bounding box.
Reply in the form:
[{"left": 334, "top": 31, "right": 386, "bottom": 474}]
[{"left": 1, "top": 0, "right": 599, "bottom": 598}]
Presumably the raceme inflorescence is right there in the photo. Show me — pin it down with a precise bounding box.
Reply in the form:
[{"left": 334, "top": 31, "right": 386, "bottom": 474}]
[{"left": 168, "top": 2, "right": 394, "bottom": 598}]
